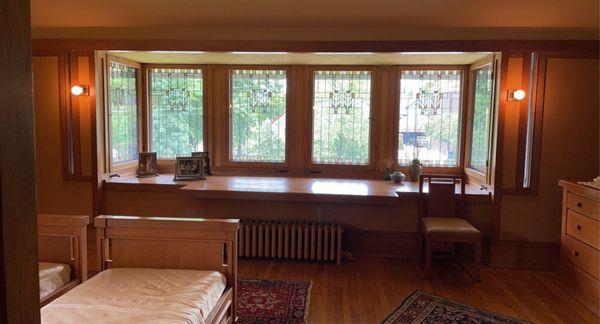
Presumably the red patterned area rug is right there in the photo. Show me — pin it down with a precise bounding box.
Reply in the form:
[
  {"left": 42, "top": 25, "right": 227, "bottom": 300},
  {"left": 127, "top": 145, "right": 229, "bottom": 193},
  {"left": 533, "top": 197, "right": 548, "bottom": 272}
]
[
  {"left": 383, "top": 290, "right": 529, "bottom": 324},
  {"left": 237, "top": 278, "right": 312, "bottom": 324}
]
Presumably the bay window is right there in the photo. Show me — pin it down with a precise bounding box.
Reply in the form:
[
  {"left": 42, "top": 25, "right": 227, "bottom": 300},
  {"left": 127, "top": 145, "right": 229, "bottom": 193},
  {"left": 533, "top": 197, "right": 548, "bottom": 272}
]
[{"left": 99, "top": 53, "right": 500, "bottom": 180}]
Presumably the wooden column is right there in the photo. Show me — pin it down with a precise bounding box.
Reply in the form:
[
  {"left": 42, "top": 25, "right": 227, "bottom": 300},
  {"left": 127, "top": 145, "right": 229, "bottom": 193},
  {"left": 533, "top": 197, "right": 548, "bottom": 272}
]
[{"left": 0, "top": 0, "right": 41, "bottom": 322}]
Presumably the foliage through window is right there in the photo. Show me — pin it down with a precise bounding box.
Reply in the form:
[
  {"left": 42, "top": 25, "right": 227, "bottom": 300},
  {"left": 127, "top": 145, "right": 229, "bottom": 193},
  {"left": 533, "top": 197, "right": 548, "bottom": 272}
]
[
  {"left": 108, "top": 61, "right": 138, "bottom": 164},
  {"left": 398, "top": 70, "right": 463, "bottom": 167},
  {"left": 230, "top": 69, "right": 287, "bottom": 162},
  {"left": 312, "top": 70, "right": 371, "bottom": 165},
  {"left": 468, "top": 65, "right": 493, "bottom": 173},
  {"left": 149, "top": 68, "right": 203, "bottom": 159}
]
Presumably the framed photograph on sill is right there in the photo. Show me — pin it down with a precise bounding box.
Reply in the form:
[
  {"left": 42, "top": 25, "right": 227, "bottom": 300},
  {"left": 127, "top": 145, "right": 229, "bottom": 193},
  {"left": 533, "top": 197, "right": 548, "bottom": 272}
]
[
  {"left": 137, "top": 152, "right": 158, "bottom": 177},
  {"left": 191, "top": 151, "right": 211, "bottom": 175},
  {"left": 174, "top": 157, "right": 204, "bottom": 181}
]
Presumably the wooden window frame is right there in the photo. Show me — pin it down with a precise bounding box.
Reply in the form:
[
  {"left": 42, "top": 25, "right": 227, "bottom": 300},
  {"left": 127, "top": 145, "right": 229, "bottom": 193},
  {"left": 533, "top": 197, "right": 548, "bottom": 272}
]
[
  {"left": 464, "top": 56, "right": 497, "bottom": 185},
  {"left": 393, "top": 65, "right": 469, "bottom": 175},
  {"left": 105, "top": 55, "right": 142, "bottom": 174},
  {"left": 143, "top": 64, "right": 208, "bottom": 171},
  {"left": 224, "top": 65, "right": 292, "bottom": 171},
  {"left": 307, "top": 65, "right": 377, "bottom": 173}
]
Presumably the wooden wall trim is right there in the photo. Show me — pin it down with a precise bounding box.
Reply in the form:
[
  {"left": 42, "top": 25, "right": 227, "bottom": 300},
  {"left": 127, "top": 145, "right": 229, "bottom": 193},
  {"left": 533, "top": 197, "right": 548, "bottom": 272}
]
[
  {"left": 32, "top": 39, "right": 599, "bottom": 54},
  {"left": 490, "top": 52, "right": 510, "bottom": 242},
  {"left": 37, "top": 51, "right": 96, "bottom": 182},
  {"left": 488, "top": 240, "right": 560, "bottom": 270},
  {"left": 490, "top": 51, "right": 599, "bottom": 251},
  {"left": 512, "top": 53, "right": 534, "bottom": 193},
  {"left": 344, "top": 230, "right": 420, "bottom": 258}
]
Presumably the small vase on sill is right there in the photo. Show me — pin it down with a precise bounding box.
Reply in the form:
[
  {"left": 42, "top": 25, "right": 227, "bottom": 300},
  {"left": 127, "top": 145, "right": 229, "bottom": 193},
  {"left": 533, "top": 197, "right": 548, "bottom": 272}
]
[
  {"left": 409, "top": 158, "right": 423, "bottom": 181},
  {"left": 391, "top": 171, "right": 406, "bottom": 184},
  {"left": 384, "top": 168, "right": 392, "bottom": 181}
]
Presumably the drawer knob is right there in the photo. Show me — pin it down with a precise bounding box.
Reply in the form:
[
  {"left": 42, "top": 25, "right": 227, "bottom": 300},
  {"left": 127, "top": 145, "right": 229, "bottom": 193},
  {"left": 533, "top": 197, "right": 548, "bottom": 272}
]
[
  {"left": 576, "top": 224, "right": 582, "bottom": 231},
  {"left": 573, "top": 251, "right": 579, "bottom": 257},
  {"left": 577, "top": 202, "right": 583, "bottom": 208}
]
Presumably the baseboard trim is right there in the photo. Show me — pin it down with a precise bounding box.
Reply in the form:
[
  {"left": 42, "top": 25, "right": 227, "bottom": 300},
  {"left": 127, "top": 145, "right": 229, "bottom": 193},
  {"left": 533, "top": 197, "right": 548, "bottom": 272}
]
[
  {"left": 489, "top": 240, "right": 560, "bottom": 270},
  {"left": 344, "top": 230, "right": 420, "bottom": 258}
]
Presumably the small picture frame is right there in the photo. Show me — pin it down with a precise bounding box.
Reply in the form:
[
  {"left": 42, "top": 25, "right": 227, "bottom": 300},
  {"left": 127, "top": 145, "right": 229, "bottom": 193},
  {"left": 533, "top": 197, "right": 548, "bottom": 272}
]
[
  {"left": 137, "top": 152, "right": 158, "bottom": 177},
  {"left": 192, "top": 151, "right": 211, "bottom": 175},
  {"left": 174, "top": 157, "right": 204, "bottom": 181}
]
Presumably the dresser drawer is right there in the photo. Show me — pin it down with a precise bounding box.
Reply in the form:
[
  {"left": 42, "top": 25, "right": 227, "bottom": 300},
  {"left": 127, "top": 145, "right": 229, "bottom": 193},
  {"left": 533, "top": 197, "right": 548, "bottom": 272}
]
[
  {"left": 562, "top": 234, "right": 599, "bottom": 279},
  {"left": 566, "top": 210, "right": 600, "bottom": 249},
  {"left": 567, "top": 192, "right": 599, "bottom": 221}
]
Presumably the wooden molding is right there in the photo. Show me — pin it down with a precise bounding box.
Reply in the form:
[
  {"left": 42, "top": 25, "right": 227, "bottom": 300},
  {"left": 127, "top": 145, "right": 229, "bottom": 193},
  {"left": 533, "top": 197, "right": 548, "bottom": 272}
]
[
  {"left": 36, "top": 51, "right": 97, "bottom": 182},
  {"left": 31, "top": 39, "right": 599, "bottom": 54},
  {"left": 344, "top": 230, "right": 420, "bottom": 258},
  {"left": 489, "top": 240, "right": 560, "bottom": 270}
]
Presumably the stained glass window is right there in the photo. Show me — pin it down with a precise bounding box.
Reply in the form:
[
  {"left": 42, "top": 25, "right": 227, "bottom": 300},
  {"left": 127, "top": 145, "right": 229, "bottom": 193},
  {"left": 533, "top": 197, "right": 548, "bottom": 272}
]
[
  {"left": 312, "top": 70, "right": 371, "bottom": 165},
  {"left": 108, "top": 61, "right": 138, "bottom": 164},
  {"left": 149, "top": 68, "right": 203, "bottom": 159},
  {"left": 398, "top": 70, "right": 463, "bottom": 167},
  {"left": 468, "top": 65, "right": 493, "bottom": 173},
  {"left": 230, "top": 69, "right": 287, "bottom": 162}
]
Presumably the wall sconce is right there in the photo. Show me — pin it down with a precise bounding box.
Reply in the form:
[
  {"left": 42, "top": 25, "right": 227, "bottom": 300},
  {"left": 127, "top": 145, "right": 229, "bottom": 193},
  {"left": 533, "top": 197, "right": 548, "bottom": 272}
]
[
  {"left": 71, "top": 85, "right": 89, "bottom": 96},
  {"left": 508, "top": 89, "right": 526, "bottom": 101}
]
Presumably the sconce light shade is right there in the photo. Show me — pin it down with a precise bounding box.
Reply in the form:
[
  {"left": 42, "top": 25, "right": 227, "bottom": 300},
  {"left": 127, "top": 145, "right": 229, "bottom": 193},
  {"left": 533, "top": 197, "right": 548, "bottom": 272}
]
[
  {"left": 71, "top": 85, "right": 89, "bottom": 96},
  {"left": 508, "top": 89, "right": 526, "bottom": 101}
]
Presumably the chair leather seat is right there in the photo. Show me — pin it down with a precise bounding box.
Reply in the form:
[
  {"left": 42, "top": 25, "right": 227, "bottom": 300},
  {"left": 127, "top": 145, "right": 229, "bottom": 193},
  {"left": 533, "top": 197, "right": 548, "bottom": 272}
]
[{"left": 421, "top": 217, "right": 482, "bottom": 241}]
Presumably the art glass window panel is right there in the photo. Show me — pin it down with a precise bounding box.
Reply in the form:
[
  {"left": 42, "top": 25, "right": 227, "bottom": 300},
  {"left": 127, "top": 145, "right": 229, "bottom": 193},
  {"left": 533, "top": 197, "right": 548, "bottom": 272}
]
[
  {"left": 108, "top": 61, "right": 138, "bottom": 164},
  {"left": 469, "top": 65, "right": 493, "bottom": 173},
  {"left": 149, "top": 68, "right": 203, "bottom": 159},
  {"left": 398, "top": 70, "right": 463, "bottom": 167},
  {"left": 312, "top": 70, "right": 372, "bottom": 165},
  {"left": 230, "top": 69, "right": 287, "bottom": 162}
]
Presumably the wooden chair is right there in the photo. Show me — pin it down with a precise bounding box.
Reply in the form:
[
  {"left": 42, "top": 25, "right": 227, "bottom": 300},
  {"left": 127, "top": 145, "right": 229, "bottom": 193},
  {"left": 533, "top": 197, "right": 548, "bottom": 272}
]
[{"left": 418, "top": 174, "right": 482, "bottom": 281}]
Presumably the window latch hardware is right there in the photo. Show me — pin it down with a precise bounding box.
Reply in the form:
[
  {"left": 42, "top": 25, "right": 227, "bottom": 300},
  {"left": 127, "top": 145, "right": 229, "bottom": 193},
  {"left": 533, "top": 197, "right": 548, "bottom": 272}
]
[{"left": 109, "top": 173, "right": 121, "bottom": 178}]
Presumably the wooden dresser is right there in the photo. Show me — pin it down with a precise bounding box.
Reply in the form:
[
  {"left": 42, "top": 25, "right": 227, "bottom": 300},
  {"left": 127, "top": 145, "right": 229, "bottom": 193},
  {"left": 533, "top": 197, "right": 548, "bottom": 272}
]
[{"left": 558, "top": 180, "right": 599, "bottom": 317}]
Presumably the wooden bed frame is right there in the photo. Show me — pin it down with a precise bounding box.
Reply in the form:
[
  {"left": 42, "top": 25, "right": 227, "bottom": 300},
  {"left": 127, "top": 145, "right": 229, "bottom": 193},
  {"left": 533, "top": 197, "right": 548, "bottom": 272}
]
[
  {"left": 95, "top": 215, "right": 239, "bottom": 324},
  {"left": 38, "top": 214, "right": 90, "bottom": 307}
]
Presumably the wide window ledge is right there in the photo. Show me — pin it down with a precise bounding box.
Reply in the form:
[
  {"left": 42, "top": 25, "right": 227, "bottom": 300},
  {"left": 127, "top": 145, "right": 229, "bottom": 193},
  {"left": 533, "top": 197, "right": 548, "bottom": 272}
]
[{"left": 104, "top": 174, "right": 492, "bottom": 204}]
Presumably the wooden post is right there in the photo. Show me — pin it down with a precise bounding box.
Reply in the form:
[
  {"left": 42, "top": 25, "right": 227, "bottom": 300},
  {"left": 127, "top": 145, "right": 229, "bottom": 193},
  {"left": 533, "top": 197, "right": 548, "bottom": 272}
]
[{"left": 0, "top": 0, "right": 41, "bottom": 322}]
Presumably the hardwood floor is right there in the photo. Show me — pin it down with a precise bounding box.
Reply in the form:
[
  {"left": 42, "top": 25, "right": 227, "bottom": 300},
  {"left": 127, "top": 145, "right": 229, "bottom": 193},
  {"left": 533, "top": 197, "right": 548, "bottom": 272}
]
[{"left": 238, "top": 257, "right": 598, "bottom": 323}]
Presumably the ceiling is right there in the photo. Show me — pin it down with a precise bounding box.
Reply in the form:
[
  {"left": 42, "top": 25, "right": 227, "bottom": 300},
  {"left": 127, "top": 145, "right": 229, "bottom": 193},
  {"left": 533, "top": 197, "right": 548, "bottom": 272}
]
[
  {"left": 30, "top": 0, "right": 598, "bottom": 41},
  {"left": 31, "top": 0, "right": 598, "bottom": 29},
  {"left": 109, "top": 51, "right": 493, "bottom": 65}
]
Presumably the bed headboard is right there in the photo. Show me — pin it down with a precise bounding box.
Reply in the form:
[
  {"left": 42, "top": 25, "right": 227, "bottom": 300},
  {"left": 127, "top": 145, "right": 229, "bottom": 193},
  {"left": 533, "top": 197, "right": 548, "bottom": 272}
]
[
  {"left": 94, "top": 215, "right": 239, "bottom": 287},
  {"left": 38, "top": 214, "right": 90, "bottom": 281}
]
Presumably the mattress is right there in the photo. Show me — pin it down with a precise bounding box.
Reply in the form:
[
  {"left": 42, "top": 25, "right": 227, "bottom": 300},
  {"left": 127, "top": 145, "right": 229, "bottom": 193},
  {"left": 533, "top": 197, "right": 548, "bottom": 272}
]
[
  {"left": 41, "top": 268, "right": 227, "bottom": 324},
  {"left": 39, "top": 262, "right": 71, "bottom": 299}
]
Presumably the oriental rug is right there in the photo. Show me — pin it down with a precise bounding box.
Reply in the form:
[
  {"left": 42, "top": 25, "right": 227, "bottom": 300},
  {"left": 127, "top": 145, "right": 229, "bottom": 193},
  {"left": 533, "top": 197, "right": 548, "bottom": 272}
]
[
  {"left": 237, "top": 278, "right": 312, "bottom": 324},
  {"left": 382, "top": 290, "right": 528, "bottom": 324}
]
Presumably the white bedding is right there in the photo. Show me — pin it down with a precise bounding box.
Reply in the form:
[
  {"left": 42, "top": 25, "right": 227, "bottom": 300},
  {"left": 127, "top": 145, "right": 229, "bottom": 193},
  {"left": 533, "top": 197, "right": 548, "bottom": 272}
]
[
  {"left": 39, "top": 262, "right": 71, "bottom": 299},
  {"left": 41, "top": 268, "right": 227, "bottom": 324}
]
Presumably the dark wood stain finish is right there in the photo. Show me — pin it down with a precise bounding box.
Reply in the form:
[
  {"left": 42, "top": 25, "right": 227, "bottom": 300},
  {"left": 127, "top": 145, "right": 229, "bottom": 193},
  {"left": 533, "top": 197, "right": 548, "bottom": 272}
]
[{"left": 0, "top": 0, "right": 41, "bottom": 322}]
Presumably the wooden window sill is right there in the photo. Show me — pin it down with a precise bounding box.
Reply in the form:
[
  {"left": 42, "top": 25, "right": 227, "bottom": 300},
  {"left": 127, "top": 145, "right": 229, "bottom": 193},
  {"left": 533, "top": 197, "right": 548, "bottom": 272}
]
[{"left": 104, "top": 174, "right": 492, "bottom": 204}]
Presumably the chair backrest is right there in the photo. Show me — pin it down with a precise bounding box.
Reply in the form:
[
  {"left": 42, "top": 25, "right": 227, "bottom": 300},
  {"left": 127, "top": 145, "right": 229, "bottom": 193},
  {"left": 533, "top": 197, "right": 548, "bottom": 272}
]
[{"left": 418, "top": 174, "right": 466, "bottom": 218}]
